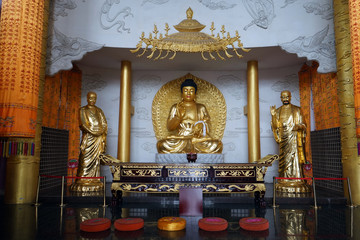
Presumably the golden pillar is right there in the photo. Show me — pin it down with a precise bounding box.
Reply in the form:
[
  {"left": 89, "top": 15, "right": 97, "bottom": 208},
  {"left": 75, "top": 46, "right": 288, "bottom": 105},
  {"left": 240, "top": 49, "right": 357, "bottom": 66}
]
[
  {"left": 1, "top": 0, "right": 49, "bottom": 204},
  {"left": 333, "top": 0, "right": 360, "bottom": 205},
  {"left": 247, "top": 61, "right": 261, "bottom": 163},
  {"left": 117, "top": 61, "right": 132, "bottom": 162}
]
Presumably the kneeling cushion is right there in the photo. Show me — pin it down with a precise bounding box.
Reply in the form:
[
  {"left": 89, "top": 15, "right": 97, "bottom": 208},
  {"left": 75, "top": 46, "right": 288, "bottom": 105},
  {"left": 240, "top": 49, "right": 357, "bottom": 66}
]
[
  {"left": 239, "top": 217, "right": 269, "bottom": 231},
  {"left": 158, "top": 217, "right": 186, "bottom": 231},
  {"left": 80, "top": 218, "right": 111, "bottom": 232},
  {"left": 114, "top": 218, "right": 144, "bottom": 231},
  {"left": 198, "top": 217, "right": 228, "bottom": 231}
]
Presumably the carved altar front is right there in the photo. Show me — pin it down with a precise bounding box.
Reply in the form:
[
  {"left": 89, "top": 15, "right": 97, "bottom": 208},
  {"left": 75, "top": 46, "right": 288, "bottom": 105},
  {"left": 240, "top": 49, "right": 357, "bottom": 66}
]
[{"left": 108, "top": 154, "right": 278, "bottom": 199}]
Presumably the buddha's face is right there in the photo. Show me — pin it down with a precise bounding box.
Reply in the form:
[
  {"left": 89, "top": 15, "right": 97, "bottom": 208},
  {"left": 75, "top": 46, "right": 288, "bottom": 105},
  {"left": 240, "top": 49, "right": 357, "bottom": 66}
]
[
  {"left": 182, "top": 86, "right": 196, "bottom": 102},
  {"left": 280, "top": 91, "right": 291, "bottom": 105},
  {"left": 87, "top": 93, "right": 97, "bottom": 106}
]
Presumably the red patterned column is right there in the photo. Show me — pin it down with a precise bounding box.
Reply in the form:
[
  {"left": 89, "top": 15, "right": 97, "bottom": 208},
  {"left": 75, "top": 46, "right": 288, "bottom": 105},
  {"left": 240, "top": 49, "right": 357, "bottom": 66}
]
[
  {"left": 1, "top": 0, "right": 49, "bottom": 204},
  {"left": 0, "top": 0, "right": 45, "bottom": 137}
]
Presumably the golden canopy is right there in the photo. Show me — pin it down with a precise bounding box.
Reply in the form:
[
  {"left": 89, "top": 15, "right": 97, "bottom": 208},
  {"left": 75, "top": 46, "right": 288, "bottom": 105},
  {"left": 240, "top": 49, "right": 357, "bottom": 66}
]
[{"left": 130, "top": 7, "right": 250, "bottom": 60}]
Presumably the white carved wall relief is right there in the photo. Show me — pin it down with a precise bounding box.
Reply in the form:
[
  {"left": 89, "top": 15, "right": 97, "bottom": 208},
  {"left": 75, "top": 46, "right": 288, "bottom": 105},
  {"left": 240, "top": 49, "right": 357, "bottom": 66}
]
[
  {"left": 279, "top": 25, "right": 336, "bottom": 73},
  {"left": 243, "top": 0, "right": 275, "bottom": 31},
  {"left": 198, "top": 0, "right": 237, "bottom": 10},
  {"left": 100, "top": 0, "right": 133, "bottom": 33},
  {"left": 46, "top": 27, "right": 103, "bottom": 76}
]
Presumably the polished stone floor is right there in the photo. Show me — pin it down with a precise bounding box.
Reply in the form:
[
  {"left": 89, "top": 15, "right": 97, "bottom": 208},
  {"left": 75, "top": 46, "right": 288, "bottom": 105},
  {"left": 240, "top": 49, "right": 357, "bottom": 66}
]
[{"left": 0, "top": 184, "right": 357, "bottom": 240}]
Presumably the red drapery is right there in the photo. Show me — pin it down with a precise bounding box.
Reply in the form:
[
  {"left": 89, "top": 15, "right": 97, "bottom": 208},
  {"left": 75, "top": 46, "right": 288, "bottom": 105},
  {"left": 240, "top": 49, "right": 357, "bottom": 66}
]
[
  {"left": 298, "top": 62, "right": 340, "bottom": 178},
  {"left": 312, "top": 70, "right": 340, "bottom": 130},
  {"left": 299, "top": 62, "right": 340, "bottom": 131},
  {"left": 43, "top": 67, "right": 81, "bottom": 185}
]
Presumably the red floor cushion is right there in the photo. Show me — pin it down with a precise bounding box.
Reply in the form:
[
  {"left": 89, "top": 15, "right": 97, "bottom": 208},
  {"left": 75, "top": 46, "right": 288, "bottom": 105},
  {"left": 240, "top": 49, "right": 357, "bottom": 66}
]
[
  {"left": 114, "top": 218, "right": 144, "bottom": 231},
  {"left": 157, "top": 217, "right": 186, "bottom": 231},
  {"left": 80, "top": 218, "right": 111, "bottom": 232},
  {"left": 198, "top": 217, "right": 228, "bottom": 231},
  {"left": 239, "top": 217, "right": 269, "bottom": 231}
]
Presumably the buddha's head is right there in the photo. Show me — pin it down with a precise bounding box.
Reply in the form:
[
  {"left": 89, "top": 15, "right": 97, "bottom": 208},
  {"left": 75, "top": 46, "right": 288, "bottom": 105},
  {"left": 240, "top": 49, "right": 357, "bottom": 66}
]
[
  {"left": 87, "top": 91, "right": 97, "bottom": 106},
  {"left": 181, "top": 79, "right": 197, "bottom": 102},
  {"left": 280, "top": 90, "right": 291, "bottom": 105}
]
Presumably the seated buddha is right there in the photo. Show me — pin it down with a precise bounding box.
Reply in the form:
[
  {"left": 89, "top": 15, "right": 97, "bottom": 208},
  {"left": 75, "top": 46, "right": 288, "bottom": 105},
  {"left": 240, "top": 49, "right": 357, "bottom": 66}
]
[{"left": 157, "top": 79, "right": 223, "bottom": 153}]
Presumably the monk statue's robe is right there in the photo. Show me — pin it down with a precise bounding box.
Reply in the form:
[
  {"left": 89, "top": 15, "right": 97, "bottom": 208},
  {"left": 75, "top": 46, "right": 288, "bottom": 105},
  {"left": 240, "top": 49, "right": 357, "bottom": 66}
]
[{"left": 271, "top": 90, "right": 310, "bottom": 193}]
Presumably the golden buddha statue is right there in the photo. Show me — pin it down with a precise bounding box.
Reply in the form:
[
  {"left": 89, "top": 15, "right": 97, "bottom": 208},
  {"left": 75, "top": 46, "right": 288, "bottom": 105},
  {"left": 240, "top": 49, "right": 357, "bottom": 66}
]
[
  {"left": 157, "top": 79, "right": 223, "bottom": 154},
  {"left": 71, "top": 92, "right": 108, "bottom": 192},
  {"left": 270, "top": 90, "right": 311, "bottom": 193}
]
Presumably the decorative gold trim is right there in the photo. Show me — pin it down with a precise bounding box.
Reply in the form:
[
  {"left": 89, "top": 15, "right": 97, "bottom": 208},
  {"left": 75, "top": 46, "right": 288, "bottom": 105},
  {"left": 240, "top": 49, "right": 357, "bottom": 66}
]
[
  {"left": 112, "top": 183, "right": 266, "bottom": 193},
  {"left": 212, "top": 165, "right": 255, "bottom": 169},
  {"left": 165, "top": 165, "right": 211, "bottom": 169},
  {"left": 120, "top": 165, "right": 164, "bottom": 169},
  {"left": 215, "top": 170, "right": 255, "bottom": 177},
  {"left": 130, "top": 8, "right": 250, "bottom": 61},
  {"left": 168, "top": 170, "right": 208, "bottom": 177},
  {"left": 107, "top": 161, "right": 275, "bottom": 168},
  {"left": 256, "top": 167, "right": 264, "bottom": 181},
  {"left": 121, "top": 169, "right": 161, "bottom": 177}
]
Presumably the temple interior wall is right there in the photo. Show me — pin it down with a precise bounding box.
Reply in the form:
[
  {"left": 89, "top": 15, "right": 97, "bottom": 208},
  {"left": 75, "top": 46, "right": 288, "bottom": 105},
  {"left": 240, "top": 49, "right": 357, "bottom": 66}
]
[
  {"left": 48, "top": 0, "right": 336, "bottom": 75},
  {"left": 53, "top": 0, "right": 332, "bottom": 49},
  {"left": 79, "top": 64, "right": 303, "bottom": 181}
]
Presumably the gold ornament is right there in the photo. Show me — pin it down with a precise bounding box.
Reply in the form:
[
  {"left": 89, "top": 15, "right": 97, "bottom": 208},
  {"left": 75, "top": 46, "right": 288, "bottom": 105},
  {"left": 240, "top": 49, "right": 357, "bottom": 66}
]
[{"left": 130, "top": 7, "right": 250, "bottom": 60}]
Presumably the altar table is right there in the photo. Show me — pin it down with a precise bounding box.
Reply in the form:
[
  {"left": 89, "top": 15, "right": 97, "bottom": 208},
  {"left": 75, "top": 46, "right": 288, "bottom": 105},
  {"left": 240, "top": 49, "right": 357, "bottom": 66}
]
[{"left": 107, "top": 154, "right": 278, "bottom": 203}]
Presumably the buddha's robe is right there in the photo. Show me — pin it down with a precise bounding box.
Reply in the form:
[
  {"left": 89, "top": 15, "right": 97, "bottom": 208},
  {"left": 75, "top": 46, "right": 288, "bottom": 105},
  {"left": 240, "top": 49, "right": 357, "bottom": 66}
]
[{"left": 157, "top": 102, "right": 222, "bottom": 153}]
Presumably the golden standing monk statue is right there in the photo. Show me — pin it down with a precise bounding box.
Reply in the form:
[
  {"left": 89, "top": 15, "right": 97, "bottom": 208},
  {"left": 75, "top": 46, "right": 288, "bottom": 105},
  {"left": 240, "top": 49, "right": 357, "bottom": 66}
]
[
  {"left": 71, "top": 92, "right": 108, "bottom": 192},
  {"left": 270, "top": 90, "right": 310, "bottom": 193},
  {"left": 157, "top": 79, "right": 223, "bottom": 153}
]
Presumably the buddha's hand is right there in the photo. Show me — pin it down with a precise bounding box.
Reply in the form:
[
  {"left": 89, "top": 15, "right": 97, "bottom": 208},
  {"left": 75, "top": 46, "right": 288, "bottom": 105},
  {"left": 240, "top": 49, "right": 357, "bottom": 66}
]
[
  {"left": 176, "top": 102, "right": 186, "bottom": 119},
  {"left": 194, "top": 121, "right": 207, "bottom": 137},
  {"left": 270, "top": 105, "right": 276, "bottom": 116},
  {"left": 193, "top": 123, "right": 203, "bottom": 137}
]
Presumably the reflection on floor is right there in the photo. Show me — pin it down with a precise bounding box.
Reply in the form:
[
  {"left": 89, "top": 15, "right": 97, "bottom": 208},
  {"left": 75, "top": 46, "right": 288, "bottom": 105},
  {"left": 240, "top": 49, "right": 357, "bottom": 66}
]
[{"left": 0, "top": 184, "right": 356, "bottom": 240}]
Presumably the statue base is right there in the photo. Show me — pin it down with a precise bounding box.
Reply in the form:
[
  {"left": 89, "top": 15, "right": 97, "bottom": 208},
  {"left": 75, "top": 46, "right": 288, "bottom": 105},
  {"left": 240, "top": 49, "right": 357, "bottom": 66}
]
[
  {"left": 155, "top": 153, "right": 224, "bottom": 164},
  {"left": 70, "top": 179, "right": 104, "bottom": 192},
  {"left": 276, "top": 180, "right": 311, "bottom": 193}
]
